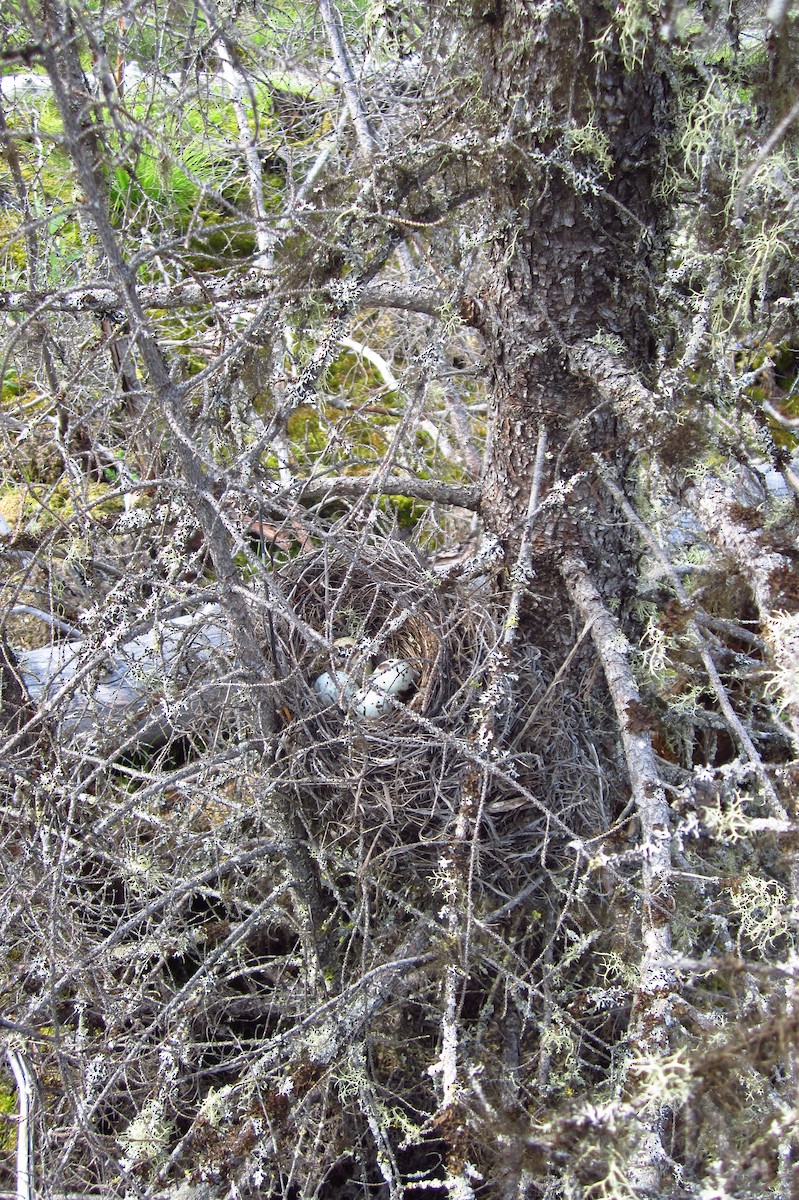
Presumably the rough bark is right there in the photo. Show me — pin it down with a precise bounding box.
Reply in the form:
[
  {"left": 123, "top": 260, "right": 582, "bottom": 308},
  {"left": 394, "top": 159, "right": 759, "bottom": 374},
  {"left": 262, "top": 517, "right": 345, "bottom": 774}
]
[
  {"left": 475, "top": 0, "right": 670, "bottom": 566},
  {"left": 466, "top": 5, "right": 677, "bottom": 1189}
]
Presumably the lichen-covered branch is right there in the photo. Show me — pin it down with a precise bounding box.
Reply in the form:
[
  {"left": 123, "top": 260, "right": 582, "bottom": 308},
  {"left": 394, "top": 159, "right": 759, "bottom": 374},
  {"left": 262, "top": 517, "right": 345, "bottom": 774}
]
[
  {"left": 686, "top": 473, "right": 799, "bottom": 746},
  {"left": 561, "top": 553, "right": 676, "bottom": 1194},
  {"left": 598, "top": 465, "right": 790, "bottom": 816},
  {"left": 0, "top": 278, "right": 450, "bottom": 317},
  {"left": 298, "top": 472, "right": 480, "bottom": 510}
]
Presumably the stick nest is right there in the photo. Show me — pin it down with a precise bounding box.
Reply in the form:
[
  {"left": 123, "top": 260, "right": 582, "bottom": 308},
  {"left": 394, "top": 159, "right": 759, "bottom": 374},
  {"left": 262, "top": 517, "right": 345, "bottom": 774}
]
[{"left": 268, "top": 537, "right": 494, "bottom": 839}]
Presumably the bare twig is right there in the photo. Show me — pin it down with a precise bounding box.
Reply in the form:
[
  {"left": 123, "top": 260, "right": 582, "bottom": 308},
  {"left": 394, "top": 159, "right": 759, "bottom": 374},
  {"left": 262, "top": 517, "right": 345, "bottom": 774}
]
[
  {"left": 762, "top": 399, "right": 799, "bottom": 432},
  {"left": 9, "top": 605, "right": 82, "bottom": 638},
  {"left": 204, "top": 8, "right": 276, "bottom": 271}
]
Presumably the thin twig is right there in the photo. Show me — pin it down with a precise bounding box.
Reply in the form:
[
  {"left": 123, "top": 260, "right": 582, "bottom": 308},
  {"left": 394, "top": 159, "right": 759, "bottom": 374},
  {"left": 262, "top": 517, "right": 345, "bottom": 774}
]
[
  {"left": 734, "top": 95, "right": 799, "bottom": 220},
  {"left": 211, "top": 30, "right": 275, "bottom": 271},
  {"left": 503, "top": 428, "right": 547, "bottom": 648},
  {"left": 10, "top": 605, "right": 81, "bottom": 638},
  {"left": 598, "top": 464, "right": 789, "bottom": 817}
]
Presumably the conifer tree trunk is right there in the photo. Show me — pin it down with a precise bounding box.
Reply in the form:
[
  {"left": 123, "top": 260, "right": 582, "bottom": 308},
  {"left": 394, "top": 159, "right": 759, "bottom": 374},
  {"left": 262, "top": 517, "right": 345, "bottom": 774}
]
[
  {"left": 470, "top": 5, "right": 678, "bottom": 1186},
  {"left": 476, "top": 1, "right": 670, "bottom": 565}
]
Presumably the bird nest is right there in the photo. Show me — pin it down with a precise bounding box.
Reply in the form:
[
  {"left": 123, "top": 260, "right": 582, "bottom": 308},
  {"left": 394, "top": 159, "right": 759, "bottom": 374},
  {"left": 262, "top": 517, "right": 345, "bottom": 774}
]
[{"left": 268, "top": 537, "right": 493, "bottom": 838}]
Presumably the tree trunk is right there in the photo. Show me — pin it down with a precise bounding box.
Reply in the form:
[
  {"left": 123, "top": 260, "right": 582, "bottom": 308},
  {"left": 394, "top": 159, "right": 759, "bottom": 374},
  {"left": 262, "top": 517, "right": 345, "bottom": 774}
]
[
  {"left": 471, "top": 5, "right": 678, "bottom": 1188},
  {"left": 476, "top": 1, "right": 670, "bottom": 569}
]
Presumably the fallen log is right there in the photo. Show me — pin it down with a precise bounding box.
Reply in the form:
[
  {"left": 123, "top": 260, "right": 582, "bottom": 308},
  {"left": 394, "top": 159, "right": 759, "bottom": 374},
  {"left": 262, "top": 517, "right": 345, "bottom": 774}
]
[{"left": 12, "top": 604, "right": 232, "bottom": 750}]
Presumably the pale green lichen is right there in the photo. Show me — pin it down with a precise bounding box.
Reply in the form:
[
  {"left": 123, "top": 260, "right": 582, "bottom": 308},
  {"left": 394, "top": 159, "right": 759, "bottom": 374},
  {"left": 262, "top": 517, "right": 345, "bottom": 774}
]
[
  {"left": 765, "top": 611, "right": 799, "bottom": 719},
  {"left": 118, "top": 1098, "right": 172, "bottom": 1169},
  {"left": 198, "top": 1084, "right": 234, "bottom": 1128},
  {"left": 726, "top": 874, "right": 790, "bottom": 955},
  {"left": 625, "top": 1047, "right": 694, "bottom": 1116},
  {"left": 567, "top": 117, "right": 613, "bottom": 177}
]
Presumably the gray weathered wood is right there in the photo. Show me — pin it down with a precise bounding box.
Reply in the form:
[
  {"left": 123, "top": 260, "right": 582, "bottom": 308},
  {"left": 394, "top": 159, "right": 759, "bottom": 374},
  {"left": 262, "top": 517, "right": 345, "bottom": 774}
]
[{"left": 15, "top": 605, "right": 230, "bottom": 747}]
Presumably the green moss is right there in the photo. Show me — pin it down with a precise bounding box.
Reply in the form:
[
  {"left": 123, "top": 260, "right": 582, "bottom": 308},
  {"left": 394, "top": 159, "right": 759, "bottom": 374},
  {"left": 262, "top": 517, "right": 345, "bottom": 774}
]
[
  {"left": 187, "top": 220, "right": 257, "bottom": 268},
  {"left": 0, "top": 478, "right": 123, "bottom": 534},
  {"left": 0, "top": 211, "right": 26, "bottom": 273},
  {"left": 0, "top": 368, "right": 28, "bottom": 403},
  {"left": 286, "top": 404, "right": 318, "bottom": 440},
  {"left": 735, "top": 341, "right": 799, "bottom": 451},
  {"left": 0, "top": 1081, "right": 15, "bottom": 1153},
  {"left": 286, "top": 404, "right": 329, "bottom": 457},
  {"left": 380, "top": 493, "right": 428, "bottom": 530}
]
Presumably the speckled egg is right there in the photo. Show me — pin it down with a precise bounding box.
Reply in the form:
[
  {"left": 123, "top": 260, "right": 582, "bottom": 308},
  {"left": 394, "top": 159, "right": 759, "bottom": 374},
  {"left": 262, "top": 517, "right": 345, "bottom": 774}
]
[
  {"left": 332, "top": 636, "right": 358, "bottom": 656},
  {"left": 351, "top": 686, "right": 392, "bottom": 718},
  {"left": 312, "top": 669, "right": 352, "bottom": 706},
  {"left": 370, "top": 659, "right": 417, "bottom": 696}
]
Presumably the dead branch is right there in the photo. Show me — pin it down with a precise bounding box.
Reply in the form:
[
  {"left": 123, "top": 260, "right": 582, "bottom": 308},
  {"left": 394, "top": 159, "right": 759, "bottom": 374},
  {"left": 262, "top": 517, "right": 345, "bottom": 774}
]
[
  {"left": 5, "top": 1048, "right": 36, "bottom": 1200},
  {"left": 317, "top": 0, "right": 378, "bottom": 160},
  {"left": 561, "top": 552, "right": 676, "bottom": 1195},
  {"left": 12, "top": 604, "right": 230, "bottom": 747},
  {"left": 0, "top": 278, "right": 450, "bottom": 317},
  {"left": 297, "top": 472, "right": 480, "bottom": 509},
  {"left": 685, "top": 473, "right": 799, "bottom": 746}
]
